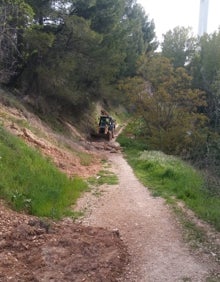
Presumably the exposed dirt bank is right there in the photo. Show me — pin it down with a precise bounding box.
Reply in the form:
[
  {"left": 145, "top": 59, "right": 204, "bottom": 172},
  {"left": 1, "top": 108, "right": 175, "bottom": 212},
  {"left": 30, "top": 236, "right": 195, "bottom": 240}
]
[{"left": 0, "top": 200, "right": 128, "bottom": 281}]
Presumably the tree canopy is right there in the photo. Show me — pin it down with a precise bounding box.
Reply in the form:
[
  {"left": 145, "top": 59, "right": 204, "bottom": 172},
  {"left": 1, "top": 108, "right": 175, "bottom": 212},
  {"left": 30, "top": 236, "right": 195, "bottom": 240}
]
[
  {"left": 119, "top": 54, "right": 207, "bottom": 155},
  {"left": 161, "top": 26, "right": 197, "bottom": 68},
  {"left": 0, "top": 0, "right": 156, "bottom": 110},
  {"left": 0, "top": 0, "right": 34, "bottom": 83}
]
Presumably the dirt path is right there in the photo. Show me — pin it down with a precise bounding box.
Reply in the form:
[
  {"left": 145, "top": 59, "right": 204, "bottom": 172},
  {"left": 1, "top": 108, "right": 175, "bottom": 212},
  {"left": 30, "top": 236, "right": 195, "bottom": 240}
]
[{"left": 76, "top": 150, "right": 219, "bottom": 282}]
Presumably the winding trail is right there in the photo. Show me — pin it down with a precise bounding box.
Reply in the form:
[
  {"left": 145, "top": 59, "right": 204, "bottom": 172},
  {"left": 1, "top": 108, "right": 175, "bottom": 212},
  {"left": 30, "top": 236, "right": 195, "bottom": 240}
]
[{"left": 77, "top": 151, "right": 218, "bottom": 281}]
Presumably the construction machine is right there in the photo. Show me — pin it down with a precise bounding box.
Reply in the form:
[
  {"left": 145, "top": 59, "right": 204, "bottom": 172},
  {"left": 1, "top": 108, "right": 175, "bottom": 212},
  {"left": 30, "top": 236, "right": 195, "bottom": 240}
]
[{"left": 98, "top": 114, "right": 115, "bottom": 141}]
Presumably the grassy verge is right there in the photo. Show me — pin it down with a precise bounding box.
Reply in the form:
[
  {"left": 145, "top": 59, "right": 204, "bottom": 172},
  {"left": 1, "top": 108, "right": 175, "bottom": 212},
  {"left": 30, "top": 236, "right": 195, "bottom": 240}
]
[
  {"left": 0, "top": 126, "right": 87, "bottom": 219},
  {"left": 117, "top": 134, "right": 220, "bottom": 231},
  {"left": 87, "top": 169, "right": 118, "bottom": 186}
]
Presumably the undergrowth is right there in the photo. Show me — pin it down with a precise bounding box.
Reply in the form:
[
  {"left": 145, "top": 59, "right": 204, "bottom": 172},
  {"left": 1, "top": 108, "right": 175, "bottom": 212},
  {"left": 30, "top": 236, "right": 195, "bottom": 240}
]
[
  {"left": 117, "top": 134, "right": 220, "bottom": 231},
  {"left": 0, "top": 126, "right": 87, "bottom": 219}
]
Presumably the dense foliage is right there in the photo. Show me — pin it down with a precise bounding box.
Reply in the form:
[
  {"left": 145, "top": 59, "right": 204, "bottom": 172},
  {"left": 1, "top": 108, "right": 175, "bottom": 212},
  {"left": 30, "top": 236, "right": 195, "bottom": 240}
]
[
  {"left": 119, "top": 55, "right": 207, "bottom": 155},
  {"left": 0, "top": 0, "right": 156, "bottom": 111}
]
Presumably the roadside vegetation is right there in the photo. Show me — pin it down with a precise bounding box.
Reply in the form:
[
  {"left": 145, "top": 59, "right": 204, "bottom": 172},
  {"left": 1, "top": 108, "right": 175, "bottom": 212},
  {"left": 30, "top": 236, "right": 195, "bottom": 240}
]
[
  {"left": 88, "top": 169, "right": 119, "bottom": 186},
  {"left": 0, "top": 126, "right": 87, "bottom": 219},
  {"left": 117, "top": 131, "right": 220, "bottom": 232}
]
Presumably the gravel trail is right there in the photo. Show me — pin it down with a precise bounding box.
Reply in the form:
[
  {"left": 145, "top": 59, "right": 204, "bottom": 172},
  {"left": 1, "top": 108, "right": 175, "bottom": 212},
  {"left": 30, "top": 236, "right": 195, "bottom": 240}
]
[{"left": 76, "top": 151, "right": 218, "bottom": 282}]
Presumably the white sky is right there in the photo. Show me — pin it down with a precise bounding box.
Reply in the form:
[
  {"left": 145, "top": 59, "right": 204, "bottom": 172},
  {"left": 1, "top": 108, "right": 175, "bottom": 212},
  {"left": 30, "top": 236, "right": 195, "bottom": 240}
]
[{"left": 137, "top": 0, "right": 220, "bottom": 41}]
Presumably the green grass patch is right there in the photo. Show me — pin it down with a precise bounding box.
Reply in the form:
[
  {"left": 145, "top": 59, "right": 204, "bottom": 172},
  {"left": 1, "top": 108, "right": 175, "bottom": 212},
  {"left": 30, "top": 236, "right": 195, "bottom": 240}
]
[
  {"left": 0, "top": 126, "right": 87, "bottom": 219},
  {"left": 76, "top": 151, "right": 93, "bottom": 166},
  {"left": 87, "top": 169, "right": 118, "bottom": 186},
  {"left": 117, "top": 134, "right": 220, "bottom": 231},
  {"left": 172, "top": 205, "right": 207, "bottom": 245},
  {"left": 117, "top": 133, "right": 148, "bottom": 153},
  {"left": 136, "top": 150, "right": 203, "bottom": 200}
]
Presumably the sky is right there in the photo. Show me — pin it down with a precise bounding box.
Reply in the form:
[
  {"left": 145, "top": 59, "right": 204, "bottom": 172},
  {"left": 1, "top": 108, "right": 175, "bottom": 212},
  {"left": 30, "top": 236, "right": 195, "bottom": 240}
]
[{"left": 137, "top": 0, "right": 220, "bottom": 42}]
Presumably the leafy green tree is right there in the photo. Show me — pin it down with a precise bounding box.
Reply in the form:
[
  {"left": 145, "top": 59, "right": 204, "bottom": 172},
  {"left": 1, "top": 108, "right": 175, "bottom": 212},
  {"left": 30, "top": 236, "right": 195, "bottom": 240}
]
[
  {"left": 120, "top": 54, "right": 207, "bottom": 155},
  {"left": 122, "top": 2, "right": 157, "bottom": 76},
  {"left": 161, "top": 26, "right": 197, "bottom": 68},
  {"left": 71, "top": 0, "right": 123, "bottom": 34},
  {"left": 70, "top": 0, "right": 157, "bottom": 77},
  {"left": 199, "top": 32, "right": 220, "bottom": 85},
  {"left": 26, "top": 0, "right": 54, "bottom": 25},
  {"left": 186, "top": 30, "right": 220, "bottom": 177},
  {"left": 0, "top": 0, "right": 34, "bottom": 83},
  {"left": 190, "top": 30, "right": 220, "bottom": 131},
  {"left": 22, "top": 15, "right": 104, "bottom": 107}
]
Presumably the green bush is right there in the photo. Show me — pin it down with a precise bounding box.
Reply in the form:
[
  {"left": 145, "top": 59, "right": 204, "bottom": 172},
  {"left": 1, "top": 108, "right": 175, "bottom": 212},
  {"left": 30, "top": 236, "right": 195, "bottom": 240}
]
[{"left": 117, "top": 134, "right": 148, "bottom": 152}]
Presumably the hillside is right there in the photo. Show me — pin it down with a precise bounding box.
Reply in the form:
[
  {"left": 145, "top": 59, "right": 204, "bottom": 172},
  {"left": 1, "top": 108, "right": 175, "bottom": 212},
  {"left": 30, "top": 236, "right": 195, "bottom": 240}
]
[
  {"left": 1, "top": 97, "right": 98, "bottom": 176},
  {"left": 0, "top": 92, "right": 129, "bottom": 281}
]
